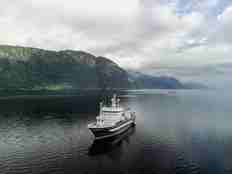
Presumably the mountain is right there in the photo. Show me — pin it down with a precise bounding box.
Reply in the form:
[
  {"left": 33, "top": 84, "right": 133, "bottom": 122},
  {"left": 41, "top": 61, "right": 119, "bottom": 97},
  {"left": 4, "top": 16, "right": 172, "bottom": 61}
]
[
  {"left": 0, "top": 45, "right": 131, "bottom": 90},
  {"left": 0, "top": 45, "right": 197, "bottom": 90},
  {"left": 128, "top": 71, "right": 184, "bottom": 89},
  {"left": 182, "top": 82, "right": 207, "bottom": 89}
]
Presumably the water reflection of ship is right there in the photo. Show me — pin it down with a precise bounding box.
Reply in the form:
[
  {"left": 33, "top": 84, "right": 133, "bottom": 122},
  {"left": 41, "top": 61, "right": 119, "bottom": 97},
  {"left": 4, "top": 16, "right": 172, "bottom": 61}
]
[{"left": 88, "top": 126, "right": 135, "bottom": 156}]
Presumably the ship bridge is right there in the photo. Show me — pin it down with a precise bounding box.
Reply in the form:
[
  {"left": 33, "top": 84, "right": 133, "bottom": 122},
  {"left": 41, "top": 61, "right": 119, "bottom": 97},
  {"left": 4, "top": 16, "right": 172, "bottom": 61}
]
[
  {"left": 102, "top": 106, "right": 124, "bottom": 113},
  {"left": 98, "top": 94, "right": 127, "bottom": 126}
]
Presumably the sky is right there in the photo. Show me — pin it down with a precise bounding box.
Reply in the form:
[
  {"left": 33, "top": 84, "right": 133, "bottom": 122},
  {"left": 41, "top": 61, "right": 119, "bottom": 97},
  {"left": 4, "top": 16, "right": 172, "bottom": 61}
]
[{"left": 0, "top": 0, "right": 232, "bottom": 87}]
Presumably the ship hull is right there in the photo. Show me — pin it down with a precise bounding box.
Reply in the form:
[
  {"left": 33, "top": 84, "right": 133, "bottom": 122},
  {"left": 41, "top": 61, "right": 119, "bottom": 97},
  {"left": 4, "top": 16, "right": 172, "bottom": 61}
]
[
  {"left": 89, "top": 119, "right": 135, "bottom": 140},
  {"left": 88, "top": 127, "right": 135, "bottom": 155}
]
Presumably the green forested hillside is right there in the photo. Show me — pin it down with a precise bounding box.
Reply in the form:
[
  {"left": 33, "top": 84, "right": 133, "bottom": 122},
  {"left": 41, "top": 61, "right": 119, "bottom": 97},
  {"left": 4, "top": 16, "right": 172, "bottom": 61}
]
[
  {"left": 0, "top": 45, "right": 192, "bottom": 90},
  {"left": 0, "top": 45, "right": 130, "bottom": 90}
]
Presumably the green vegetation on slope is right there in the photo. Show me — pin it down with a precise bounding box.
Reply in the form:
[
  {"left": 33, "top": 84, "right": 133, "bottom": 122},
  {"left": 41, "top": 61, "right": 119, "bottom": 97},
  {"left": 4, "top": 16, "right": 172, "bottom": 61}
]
[{"left": 0, "top": 45, "right": 130, "bottom": 90}]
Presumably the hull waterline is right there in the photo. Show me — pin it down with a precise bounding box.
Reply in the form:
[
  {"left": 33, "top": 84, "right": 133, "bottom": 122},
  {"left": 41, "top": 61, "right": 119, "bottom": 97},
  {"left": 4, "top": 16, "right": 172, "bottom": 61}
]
[{"left": 89, "top": 120, "right": 135, "bottom": 140}]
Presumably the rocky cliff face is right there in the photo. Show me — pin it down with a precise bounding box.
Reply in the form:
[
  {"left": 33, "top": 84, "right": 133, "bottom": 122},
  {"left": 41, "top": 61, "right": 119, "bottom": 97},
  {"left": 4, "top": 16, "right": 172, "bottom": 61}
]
[{"left": 96, "top": 57, "right": 131, "bottom": 89}]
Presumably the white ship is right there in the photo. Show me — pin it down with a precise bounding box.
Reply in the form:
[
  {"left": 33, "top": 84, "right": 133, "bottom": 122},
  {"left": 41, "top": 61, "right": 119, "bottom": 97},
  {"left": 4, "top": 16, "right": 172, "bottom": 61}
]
[{"left": 88, "top": 94, "right": 136, "bottom": 140}]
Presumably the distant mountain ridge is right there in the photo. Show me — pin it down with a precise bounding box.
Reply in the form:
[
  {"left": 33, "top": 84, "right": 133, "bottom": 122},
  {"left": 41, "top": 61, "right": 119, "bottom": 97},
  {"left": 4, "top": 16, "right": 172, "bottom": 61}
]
[
  {"left": 128, "top": 71, "right": 185, "bottom": 89},
  {"left": 0, "top": 45, "right": 202, "bottom": 90}
]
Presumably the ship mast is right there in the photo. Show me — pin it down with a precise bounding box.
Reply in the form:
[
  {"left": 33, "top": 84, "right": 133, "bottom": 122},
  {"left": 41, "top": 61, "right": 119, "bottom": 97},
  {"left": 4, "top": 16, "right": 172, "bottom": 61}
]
[
  {"left": 117, "top": 98, "right": 120, "bottom": 108},
  {"left": 100, "top": 102, "right": 103, "bottom": 116},
  {"left": 111, "top": 94, "right": 117, "bottom": 108}
]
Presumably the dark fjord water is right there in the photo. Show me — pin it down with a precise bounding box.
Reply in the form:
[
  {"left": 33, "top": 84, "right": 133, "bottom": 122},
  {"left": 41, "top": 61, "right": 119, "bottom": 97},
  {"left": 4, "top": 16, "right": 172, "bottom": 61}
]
[{"left": 0, "top": 90, "right": 232, "bottom": 174}]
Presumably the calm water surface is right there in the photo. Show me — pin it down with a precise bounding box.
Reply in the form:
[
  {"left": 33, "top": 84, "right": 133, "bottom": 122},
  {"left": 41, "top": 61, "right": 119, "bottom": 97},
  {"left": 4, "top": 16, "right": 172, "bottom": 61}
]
[{"left": 0, "top": 90, "right": 231, "bottom": 174}]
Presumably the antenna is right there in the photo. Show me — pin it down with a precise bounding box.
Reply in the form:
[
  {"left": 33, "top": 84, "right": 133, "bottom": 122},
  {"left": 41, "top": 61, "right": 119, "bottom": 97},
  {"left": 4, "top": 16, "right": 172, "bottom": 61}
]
[
  {"left": 117, "top": 98, "right": 120, "bottom": 107},
  {"left": 100, "top": 101, "right": 103, "bottom": 116},
  {"left": 112, "top": 94, "right": 117, "bottom": 107}
]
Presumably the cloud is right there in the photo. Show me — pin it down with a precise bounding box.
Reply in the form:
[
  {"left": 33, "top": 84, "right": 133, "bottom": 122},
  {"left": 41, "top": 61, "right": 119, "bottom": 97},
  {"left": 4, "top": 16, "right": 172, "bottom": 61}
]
[
  {"left": 216, "top": 6, "right": 232, "bottom": 43},
  {"left": 140, "top": 62, "right": 232, "bottom": 88},
  {"left": 0, "top": 0, "right": 232, "bottom": 74},
  {"left": 0, "top": 0, "right": 142, "bottom": 52}
]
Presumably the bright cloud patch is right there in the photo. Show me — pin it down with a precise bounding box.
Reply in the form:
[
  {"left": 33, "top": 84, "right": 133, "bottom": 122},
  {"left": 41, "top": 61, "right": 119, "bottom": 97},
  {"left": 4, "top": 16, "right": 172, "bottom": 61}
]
[{"left": 0, "top": 0, "right": 232, "bottom": 73}]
